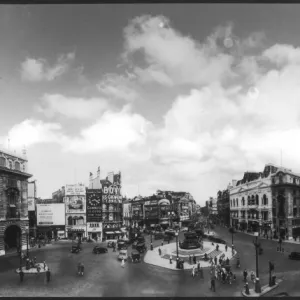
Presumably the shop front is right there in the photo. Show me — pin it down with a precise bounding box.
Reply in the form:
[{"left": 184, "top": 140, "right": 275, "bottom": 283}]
[
  {"left": 37, "top": 225, "right": 65, "bottom": 240},
  {"left": 103, "top": 227, "right": 122, "bottom": 241},
  {"left": 66, "top": 226, "right": 86, "bottom": 240},
  {"left": 87, "top": 222, "right": 102, "bottom": 242}
]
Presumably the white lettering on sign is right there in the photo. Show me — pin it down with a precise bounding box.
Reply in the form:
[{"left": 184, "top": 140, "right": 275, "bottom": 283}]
[{"left": 103, "top": 186, "right": 121, "bottom": 195}]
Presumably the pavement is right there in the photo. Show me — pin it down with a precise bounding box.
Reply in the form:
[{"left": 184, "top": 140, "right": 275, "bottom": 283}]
[
  {"left": 144, "top": 240, "right": 234, "bottom": 270},
  {"left": 242, "top": 279, "right": 282, "bottom": 297}
]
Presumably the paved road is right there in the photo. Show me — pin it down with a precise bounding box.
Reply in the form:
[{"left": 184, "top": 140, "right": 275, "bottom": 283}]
[
  {"left": 214, "top": 225, "right": 300, "bottom": 297},
  {"left": 0, "top": 229, "right": 299, "bottom": 297}
]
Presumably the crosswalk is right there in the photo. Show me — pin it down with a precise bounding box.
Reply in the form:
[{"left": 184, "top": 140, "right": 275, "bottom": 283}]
[{"left": 207, "top": 249, "right": 222, "bottom": 259}]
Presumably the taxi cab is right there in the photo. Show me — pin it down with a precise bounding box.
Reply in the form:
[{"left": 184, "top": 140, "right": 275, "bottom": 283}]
[{"left": 118, "top": 249, "right": 128, "bottom": 261}]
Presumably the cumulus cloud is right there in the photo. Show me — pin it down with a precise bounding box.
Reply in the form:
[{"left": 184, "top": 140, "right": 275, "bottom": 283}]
[
  {"left": 97, "top": 73, "right": 139, "bottom": 102},
  {"left": 6, "top": 119, "right": 63, "bottom": 149},
  {"left": 122, "top": 15, "right": 234, "bottom": 86},
  {"left": 21, "top": 52, "right": 75, "bottom": 82},
  {"left": 62, "top": 105, "right": 152, "bottom": 154},
  {"left": 37, "top": 94, "right": 108, "bottom": 119}
]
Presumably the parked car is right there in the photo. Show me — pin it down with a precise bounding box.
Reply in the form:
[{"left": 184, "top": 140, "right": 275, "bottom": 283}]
[
  {"left": 93, "top": 246, "right": 108, "bottom": 254},
  {"left": 288, "top": 252, "right": 300, "bottom": 260},
  {"left": 136, "top": 242, "right": 147, "bottom": 253},
  {"left": 131, "top": 250, "right": 141, "bottom": 263},
  {"left": 154, "top": 232, "right": 164, "bottom": 240},
  {"left": 118, "top": 249, "right": 128, "bottom": 261}
]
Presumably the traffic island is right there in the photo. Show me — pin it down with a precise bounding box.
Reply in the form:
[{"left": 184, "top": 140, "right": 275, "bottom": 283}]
[
  {"left": 15, "top": 263, "right": 49, "bottom": 274},
  {"left": 144, "top": 241, "right": 234, "bottom": 270},
  {"left": 241, "top": 279, "right": 283, "bottom": 297}
]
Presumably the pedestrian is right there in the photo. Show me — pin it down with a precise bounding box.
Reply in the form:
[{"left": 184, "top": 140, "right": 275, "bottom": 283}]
[
  {"left": 226, "top": 257, "right": 230, "bottom": 265},
  {"left": 46, "top": 268, "right": 51, "bottom": 283},
  {"left": 191, "top": 266, "right": 195, "bottom": 278},
  {"left": 77, "top": 262, "right": 81, "bottom": 275},
  {"left": 189, "top": 255, "right": 192, "bottom": 265},
  {"left": 19, "top": 268, "right": 24, "bottom": 283},
  {"left": 34, "top": 256, "right": 37, "bottom": 265},
  {"left": 197, "top": 261, "right": 200, "bottom": 272},
  {"left": 158, "top": 248, "right": 162, "bottom": 256},
  {"left": 211, "top": 275, "right": 216, "bottom": 292},
  {"left": 216, "top": 244, "right": 219, "bottom": 251},
  {"left": 214, "top": 256, "right": 217, "bottom": 265},
  {"left": 169, "top": 255, "right": 173, "bottom": 264},
  {"left": 43, "top": 261, "right": 46, "bottom": 270},
  {"left": 222, "top": 271, "right": 226, "bottom": 284},
  {"left": 121, "top": 259, "right": 125, "bottom": 268},
  {"left": 37, "top": 264, "right": 41, "bottom": 273},
  {"left": 161, "top": 241, "right": 163, "bottom": 247},
  {"left": 81, "top": 263, "right": 85, "bottom": 275},
  {"left": 250, "top": 271, "right": 255, "bottom": 283},
  {"left": 243, "top": 269, "right": 248, "bottom": 282},
  {"left": 193, "top": 254, "right": 196, "bottom": 264}
]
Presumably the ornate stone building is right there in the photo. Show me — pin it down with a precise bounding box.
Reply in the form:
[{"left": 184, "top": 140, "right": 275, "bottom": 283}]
[
  {"left": 0, "top": 148, "right": 32, "bottom": 256},
  {"left": 229, "top": 163, "right": 293, "bottom": 237}
]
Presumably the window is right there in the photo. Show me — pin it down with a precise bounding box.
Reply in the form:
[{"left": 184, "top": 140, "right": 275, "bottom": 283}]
[
  {"left": 255, "top": 195, "right": 259, "bottom": 205},
  {"left": 251, "top": 195, "right": 255, "bottom": 205},
  {"left": 293, "top": 208, "right": 297, "bottom": 217},
  {"left": 23, "top": 165, "right": 25, "bottom": 172},
  {"left": 9, "top": 161, "right": 12, "bottom": 169},
  {"left": 15, "top": 161, "right": 20, "bottom": 171},
  {"left": 236, "top": 199, "right": 239, "bottom": 207},
  {"left": 68, "top": 216, "right": 72, "bottom": 225},
  {"left": 263, "top": 194, "right": 268, "bottom": 205},
  {"left": 0, "top": 157, "right": 5, "bottom": 167},
  {"left": 279, "top": 174, "right": 283, "bottom": 184},
  {"left": 248, "top": 196, "right": 250, "bottom": 205},
  {"left": 293, "top": 178, "right": 296, "bottom": 184},
  {"left": 78, "top": 216, "right": 84, "bottom": 225}
]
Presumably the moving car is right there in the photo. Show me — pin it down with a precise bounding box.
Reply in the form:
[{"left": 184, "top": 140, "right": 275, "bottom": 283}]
[
  {"left": 117, "top": 240, "right": 128, "bottom": 250},
  {"left": 93, "top": 246, "right": 108, "bottom": 254},
  {"left": 208, "top": 236, "right": 226, "bottom": 244},
  {"left": 118, "top": 249, "right": 128, "bottom": 261},
  {"left": 288, "top": 252, "right": 300, "bottom": 260},
  {"left": 131, "top": 250, "right": 141, "bottom": 263},
  {"left": 107, "top": 241, "right": 115, "bottom": 248},
  {"left": 165, "top": 229, "right": 176, "bottom": 236},
  {"left": 136, "top": 242, "right": 147, "bottom": 253},
  {"left": 70, "top": 245, "right": 81, "bottom": 254}
]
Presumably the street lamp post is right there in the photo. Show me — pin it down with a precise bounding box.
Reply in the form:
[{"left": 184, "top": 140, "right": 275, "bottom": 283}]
[
  {"left": 26, "top": 231, "right": 29, "bottom": 258},
  {"left": 253, "top": 232, "right": 261, "bottom": 293},
  {"left": 175, "top": 230, "right": 179, "bottom": 268},
  {"left": 269, "top": 260, "right": 274, "bottom": 287},
  {"left": 18, "top": 231, "right": 22, "bottom": 270}
]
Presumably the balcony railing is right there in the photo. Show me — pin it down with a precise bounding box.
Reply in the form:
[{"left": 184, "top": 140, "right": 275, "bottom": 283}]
[{"left": 6, "top": 211, "right": 20, "bottom": 219}]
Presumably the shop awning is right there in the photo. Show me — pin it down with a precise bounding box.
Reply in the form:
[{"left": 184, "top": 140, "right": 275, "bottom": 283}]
[
  {"left": 9, "top": 204, "right": 16, "bottom": 207},
  {"left": 160, "top": 221, "right": 169, "bottom": 224},
  {"left": 105, "top": 231, "right": 115, "bottom": 235},
  {"left": 114, "top": 231, "right": 122, "bottom": 234}
]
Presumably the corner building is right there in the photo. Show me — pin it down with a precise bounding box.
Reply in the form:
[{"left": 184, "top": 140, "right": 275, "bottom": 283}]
[{"left": 0, "top": 148, "right": 32, "bottom": 256}]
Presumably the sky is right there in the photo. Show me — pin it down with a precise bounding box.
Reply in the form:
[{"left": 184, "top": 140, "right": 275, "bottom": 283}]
[{"left": 1, "top": 4, "right": 300, "bottom": 205}]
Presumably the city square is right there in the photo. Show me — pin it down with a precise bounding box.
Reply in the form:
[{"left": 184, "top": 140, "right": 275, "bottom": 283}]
[{"left": 1, "top": 3, "right": 300, "bottom": 298}]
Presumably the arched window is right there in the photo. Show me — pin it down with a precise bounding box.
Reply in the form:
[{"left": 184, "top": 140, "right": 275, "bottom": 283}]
[
  {"left": 263, "top": 194, "right": 268, "bottom": 205},
  {"left": 255, "top": 195, "right": 259, "bottom": 205},
  {"left": 15, "top": 161, "right": 20, "bottom": 171},
  {"left": 78, "top": 216, "right": 84, "bottom": 225},
  {"left": 68, "top": 216, "right": 72, "bottom": 225},
  {"left": 247, "top": 196, "right": 250, "bottom": 205},
  {"left": 9, "top": 161, "right": 12, "bottom": 169},
  {"left": 242, "top": 197, "right": 245, "bottom": 206},
  {"left": 236, "top": 198, "right": 239, "bottom": 207},
  {"left": 0, "top": 157, "right": 5, "bottom": 167},
  {"left": 251, "top": 195, "right": 255, "bottom": 205},
  {"left": 279, "top": 174, "right": 283, "bottom": 184}
]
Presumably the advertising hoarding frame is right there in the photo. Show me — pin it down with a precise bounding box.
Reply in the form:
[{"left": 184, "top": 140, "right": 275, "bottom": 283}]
[
  {"left": 86, "top": 189, "right": 102, "bottom": 223},
  {"left": 37, "top": 204, "right": 65, "bottom": 226}
]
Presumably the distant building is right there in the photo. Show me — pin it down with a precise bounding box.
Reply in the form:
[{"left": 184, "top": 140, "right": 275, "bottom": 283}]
[{"left": 0, "top": 147, "right": 32, "bottom": 256}]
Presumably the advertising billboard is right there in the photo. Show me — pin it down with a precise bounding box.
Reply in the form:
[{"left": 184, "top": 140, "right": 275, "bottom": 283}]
[
  {"left": 86, "top": 189, "right": 102, "bottom": 222},
  {"left": 37, "top": 204, "right": 65, "bottom": 226},
  {"left": 65, "top": 184, "right": 86, "bottom": 196},
  {"left": 65, "top": 195, "right": 86, "bottom": 214},
  {"left": 102, "top": 184, "right": 122, "bottom": 203}
]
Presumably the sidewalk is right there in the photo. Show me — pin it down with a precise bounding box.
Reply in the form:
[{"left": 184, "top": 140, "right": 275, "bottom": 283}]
[
  {"left": 241, "top": 279, "right": 283, "bottom": 297},
  {"left": 144, "top": 241, "right": 235, "bottom": 270}
]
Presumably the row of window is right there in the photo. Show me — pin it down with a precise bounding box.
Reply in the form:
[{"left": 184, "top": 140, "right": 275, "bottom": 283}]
[
  {"left": 0, "top": 157, "right": 25, "bottom": 172},
  {"left": 231, "top": 211, "right": 269, "bottom": 220},
  {"left": 231, "top": 194, "right": 268, "bottom": 207}
]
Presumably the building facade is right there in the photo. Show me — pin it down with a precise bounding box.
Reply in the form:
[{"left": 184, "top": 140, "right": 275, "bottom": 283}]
[
  {"left": 271, "top": 167, "right": 300, "bottom": 239},
  {"left": 122, "top": 199, "right": 132, "bottom": 228},
  {"left": 0, "top": 148, "right": 32, "bottom": 256},
  {"left": 229, "top": 164, "right": 280, "bottom": 235},
  {"left": 64, "top": 184, "right": 87, "bottom": 239},
  {"left": 101, "top": 172, "right": 123, "bottom": 241},
  {"left": 217, "top": 189, "right": 230, "bottom": 226},
  {"left": 86, "top": 188, "right": 102, "bottom": 241}
]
